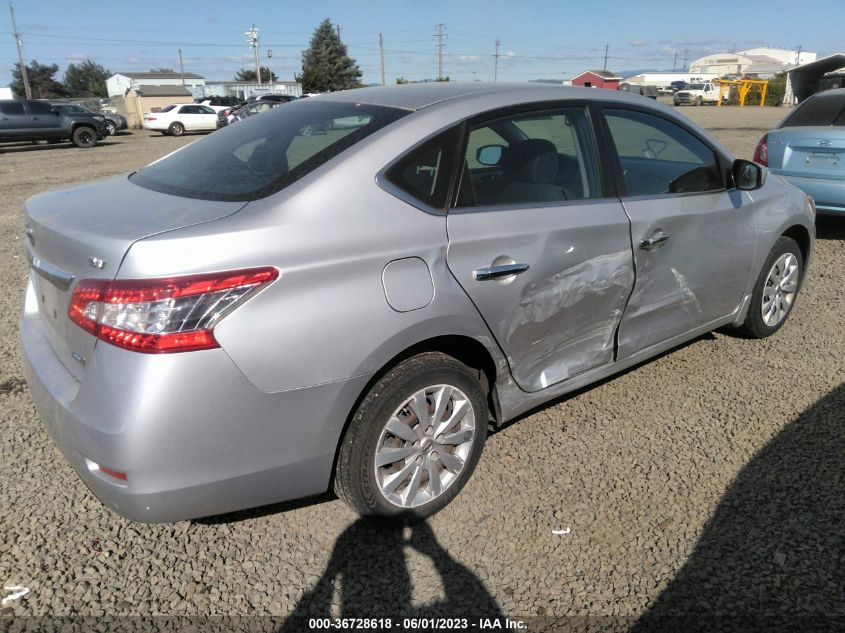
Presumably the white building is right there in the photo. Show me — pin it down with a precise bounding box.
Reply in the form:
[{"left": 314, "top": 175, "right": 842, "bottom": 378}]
[
  {"left": 689, "top": 48, "right": 816, "bottom": 79},
  {"left": 0, "top": 86, "right": 12, "bottom": 99},
  {"left": 106, "top": 71, "right": 206, "bottom": 98},
  {"left": 203, "top": 80, "right": 302, "bottom": 100},
  {"left": 621, "top": 72, "right": 718, "bottom": 87},
  {"left": 739, "top": 47, "right": 817, "bottom": 66}
]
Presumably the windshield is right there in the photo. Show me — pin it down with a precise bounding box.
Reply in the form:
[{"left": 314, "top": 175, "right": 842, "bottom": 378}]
[
  {"left": 687, "top": 84, "right": 705, "bottom": 90},
  {"left": 780, "top": 91, "right": 845, "bottom": 127},
  {"left": 159, "top": 104, "right": 176, "bottom": 113},
  {"left": 130, "top": 100, "right": 409, "bottom": 201},
  {"left": 59, "top": 105, "right": 91, "bottom": 114}
]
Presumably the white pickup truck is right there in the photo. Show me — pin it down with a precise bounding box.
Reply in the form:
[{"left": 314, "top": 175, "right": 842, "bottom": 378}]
[{"left": 673, "top": 82, "right": 720, "bottom": 106}]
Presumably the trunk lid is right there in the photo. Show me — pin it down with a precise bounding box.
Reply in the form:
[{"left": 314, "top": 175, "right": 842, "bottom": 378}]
[
  {"left": 768, "top": 127, "right": 845, "bottom": 181},
  {"left": 24, "top": 174, "right": 246, "bottom": 381}
]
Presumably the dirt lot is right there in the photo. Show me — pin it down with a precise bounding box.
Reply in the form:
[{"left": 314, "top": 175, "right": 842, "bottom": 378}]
[{"left": 1, "top": 106, "right": 843, "bottom": 630}]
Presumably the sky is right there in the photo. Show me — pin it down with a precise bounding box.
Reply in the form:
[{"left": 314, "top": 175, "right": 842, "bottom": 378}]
[{"left": 1, "top": 0, "right": 841, "bottom": 88}]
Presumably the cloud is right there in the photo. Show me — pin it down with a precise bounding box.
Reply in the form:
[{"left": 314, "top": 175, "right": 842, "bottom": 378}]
[
  {"left": 457, "top": 55, "right": 481, "bottom": 64},
  {"left": 628, "top": 40, "right": 649, "bottom": 48}
]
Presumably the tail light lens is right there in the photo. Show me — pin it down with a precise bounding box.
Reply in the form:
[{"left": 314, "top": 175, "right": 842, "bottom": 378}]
[
  {"left": 69, "top": 267, "right": 278, "bottom": 353},
  {"left": 753, "top": 133, "right": 768, "bottom": 166}
]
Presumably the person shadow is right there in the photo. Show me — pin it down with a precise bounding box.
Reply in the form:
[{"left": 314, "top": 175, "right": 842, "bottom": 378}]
[
  {"left": 631, "top": 383, "right": 845, "bottom": 632},
  {"left": 278, "top": 519, "right": 503, "bottom": 631}
]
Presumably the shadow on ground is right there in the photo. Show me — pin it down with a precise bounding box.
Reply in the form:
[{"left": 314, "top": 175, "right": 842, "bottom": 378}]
[
  {"left": 631, "top": 383, "right": 845, "bottom": 631},
  {"left": 277, "top": 519, "right": 502, "bottom": 630},
  {"left": 816, "top": 216, "right": 845, "bottom": 241}
]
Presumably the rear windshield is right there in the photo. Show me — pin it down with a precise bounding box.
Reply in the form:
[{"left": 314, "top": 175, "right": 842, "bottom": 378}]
[
  {"left": 130, "top": 101, "right": 409, "bottom": 201},
  {"left": 780, "top": 91, "right": 845, "bottom": 127}
]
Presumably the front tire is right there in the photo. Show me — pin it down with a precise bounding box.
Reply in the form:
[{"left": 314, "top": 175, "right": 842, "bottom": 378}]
[
  {"left": 335, "top": 352, "right": 488, "bottom": 520},
  {"left": 694, "top": 96, "right": 703, "bottom": 106},
  {"left": 738, "top": 236, "right": 803, "bottom": 338},
  {"left": 104, "top": 120, "right": 116, "bottom": 136},
  {"left": 168, "top": 122, "right": 185, "bottom": 136},
  {"left": 71, "top": 126, "right": 97, "bottom": 148}
]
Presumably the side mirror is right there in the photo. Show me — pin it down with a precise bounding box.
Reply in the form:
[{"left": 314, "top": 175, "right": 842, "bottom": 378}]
[
  {"left": 476, "top": 144, "right": 505, "bottom": 166},
  {"left": 732, "top": 159, "right": 766, "bottom": 191}
]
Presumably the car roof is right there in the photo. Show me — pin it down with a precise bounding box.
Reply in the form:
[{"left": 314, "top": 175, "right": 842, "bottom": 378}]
[{"left": 311, "top": 81, "right": 656, "bottom": 111}]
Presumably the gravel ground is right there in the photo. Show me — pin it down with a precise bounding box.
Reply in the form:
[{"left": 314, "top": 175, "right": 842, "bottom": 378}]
[{"left": 1, "top": 106, "right": 843, "bottom": 631}]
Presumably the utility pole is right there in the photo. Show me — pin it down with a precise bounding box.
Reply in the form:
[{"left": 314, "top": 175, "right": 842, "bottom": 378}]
[
  {"left": 494, "top": 37, "right": 500, "bottom": 81},
  {"left": 603, "top": 43, "right": 609, "bottom": 70},
  {"left": 336, "top": 25, "right": 341, "bottom": 39},
  {"left": 246, "top": 24, "right": 261, "bottom": 85},
  {"left": 8, "top": 1, "right": 31, "bottom": 98},
  {"left": 379, "top": 33, "right": 386, "bottom": 85},
  {"left": 178, "top": 48, "right": 185, "bottom": 86},
  {"left": 672, "top": 51, "right": 678, "bottom": 72},
  {"left": 682, "top": 49, "right": 689, "bottom": 70},
  {"left": 795, "top": 44, "right": 802, "bottom": 65},
  {"left": 434, "top": 23, "right": 446, "bottom": 80}
]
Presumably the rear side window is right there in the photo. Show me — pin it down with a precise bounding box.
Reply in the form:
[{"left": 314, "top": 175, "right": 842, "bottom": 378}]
[
  {"left": 604, "top": 108, "right": 723, "bottom": 196},
  {"left": 131, "top": 101, "right": 409, "bottom": 201},
  {"left": 385, "top": 128, "right": 459, "bottom": 209},
  {"left": 0, "top": 101, "right": 24, "bottom": 115},
  {"left": 780, "top": 92, "right": 845, "bottom": 127}
]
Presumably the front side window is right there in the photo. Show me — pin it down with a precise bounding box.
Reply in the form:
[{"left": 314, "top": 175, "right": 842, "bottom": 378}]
[
  {"left": 131, "top": 101, "right": 409, "bottom": 201},
  {"left": 457, "top": 107, "right": 601, "bottom": 207},
  {"left": 28, "top": 101, "right": 54, "bottom": 115},
  {"left": 604, "top": 109, "right": 723, "bottom": 196}
]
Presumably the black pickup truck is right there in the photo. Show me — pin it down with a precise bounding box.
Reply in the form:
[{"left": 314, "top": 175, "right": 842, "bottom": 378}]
[{"left": 0, "top": 99, "right": 107, "bottom": 148}]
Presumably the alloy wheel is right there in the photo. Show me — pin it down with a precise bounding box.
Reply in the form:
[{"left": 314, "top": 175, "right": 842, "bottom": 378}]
[
  {"left": 374, "top": 384, "right": 476, "bottom": 508},
  {"left": 761, "top": 252, "right": 799, "bottom": 327}
]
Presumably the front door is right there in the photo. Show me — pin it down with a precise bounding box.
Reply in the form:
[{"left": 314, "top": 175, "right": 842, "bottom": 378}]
[
  {"left": 601, "top": 106, "right": 755, "bottom": 358},
  {"left": 446, "top": 105, "right": 634, "bottom": 392}
]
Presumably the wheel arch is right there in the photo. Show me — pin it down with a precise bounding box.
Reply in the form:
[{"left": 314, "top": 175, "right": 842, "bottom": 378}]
[
  {"left": 328, "top": 333, "right": 503, "bottom": 490},
  {"left": 781, "top": 223, "right": 811, "bottom": 270}
]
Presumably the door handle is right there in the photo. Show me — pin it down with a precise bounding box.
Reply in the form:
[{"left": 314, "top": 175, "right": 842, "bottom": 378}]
[
  {"left": 473, "top": 263, "right": 530, "bottom": 281},
  {"left": 639, "top": 230, "right": 670, "bottom": 251}
]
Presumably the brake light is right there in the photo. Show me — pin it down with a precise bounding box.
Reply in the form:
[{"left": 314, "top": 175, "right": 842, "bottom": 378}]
[
  {"left": 68, "top": 267, "right": 278, "bottom": 353},
  {"left": 753, "top": 134, "right": 768, "bottom": 166}
]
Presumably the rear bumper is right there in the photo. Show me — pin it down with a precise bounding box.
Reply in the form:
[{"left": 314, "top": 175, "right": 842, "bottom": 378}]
[
  {"left": 775, "top": 173, "right": 845, "bottom": 214},
  {"left": 20, "top": 282, "right": 370, "bottom": 522}
]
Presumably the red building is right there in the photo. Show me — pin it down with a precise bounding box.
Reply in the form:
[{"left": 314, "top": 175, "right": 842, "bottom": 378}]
[{"left": 570, "top": 69, "right": 622, "bottom": 90}]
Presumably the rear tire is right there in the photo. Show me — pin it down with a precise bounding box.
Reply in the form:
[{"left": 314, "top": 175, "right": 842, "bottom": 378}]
[
  {"left": 738, "top": 236, "right": 803, "bottom": 338},
  {"left": 168, "top": 122, "right": 185, "bottom": 136},
  {"left": 71, "top": 126, "right": 97, "bottom": 148},
  {"left": 334, "top": 352, "right": 488, "bottom": 521}
]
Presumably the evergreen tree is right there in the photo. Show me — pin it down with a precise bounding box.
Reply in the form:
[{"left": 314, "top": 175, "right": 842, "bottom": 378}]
[
  {"left": 64, "top": 60, "right": 110, "bottom": 97},
  {"left": 298, "top": 19, "right": 362, "bottom": 92},
  {"left": 11, "top": 60, "right": 68, "bottom": 99},
  {"left": 234, "top": 67, "right": 278, "bottom": 83}
]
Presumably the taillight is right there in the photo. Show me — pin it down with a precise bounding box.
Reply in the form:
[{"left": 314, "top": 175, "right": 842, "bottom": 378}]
[
  {"left": 753, "top": 133, "right": 768, "bottom": 166},
  {"left": 68, "top": 267, "right": 278, "bottom": 353}
]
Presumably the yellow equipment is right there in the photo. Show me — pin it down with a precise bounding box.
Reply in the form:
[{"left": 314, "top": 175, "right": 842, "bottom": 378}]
[{"left": 717, "top": 79, "right": 769, "bottom": 107}]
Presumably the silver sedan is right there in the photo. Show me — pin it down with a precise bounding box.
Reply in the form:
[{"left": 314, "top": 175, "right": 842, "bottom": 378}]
[{"left": 20, "top": 83, "right": 815, "bottom": 522}]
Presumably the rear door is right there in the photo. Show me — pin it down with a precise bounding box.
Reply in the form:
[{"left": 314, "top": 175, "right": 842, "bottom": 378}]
[
  {"left": 0, "top": 100, "right": 28, "bottom": 140},
  {"left": 600, "top": 106, "right": 755, "bottom": 358},
  {"left": 446, "top": 105, "right": 634, "bottom": 392}
]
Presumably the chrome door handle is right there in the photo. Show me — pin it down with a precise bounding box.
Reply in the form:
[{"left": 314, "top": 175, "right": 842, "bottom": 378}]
[
  {"left": 473, "top": 263, "right": 530, "bottom": 281},
  {"left": 639, "top": 230, "right": 670, "bottom": 251}
]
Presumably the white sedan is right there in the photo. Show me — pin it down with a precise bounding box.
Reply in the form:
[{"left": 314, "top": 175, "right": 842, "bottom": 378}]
[{"left": 142, "top": 103, "right": 218, "bottom": 136}]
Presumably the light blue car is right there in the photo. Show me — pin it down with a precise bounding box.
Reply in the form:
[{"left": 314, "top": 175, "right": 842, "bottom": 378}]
[{"left": 756, "top": 88, "right": 845, "bottom": 214}]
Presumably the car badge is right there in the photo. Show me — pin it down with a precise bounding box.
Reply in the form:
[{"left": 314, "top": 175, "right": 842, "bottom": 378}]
[
  {"left": 25, "top": 223, "right": 34, "bottom": 246},
  {"left": 88, "top": 257, "right": 106, "bottom": 269},
  {"left": 818, "top": 139, "right": 832, "bottom": 147}
]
